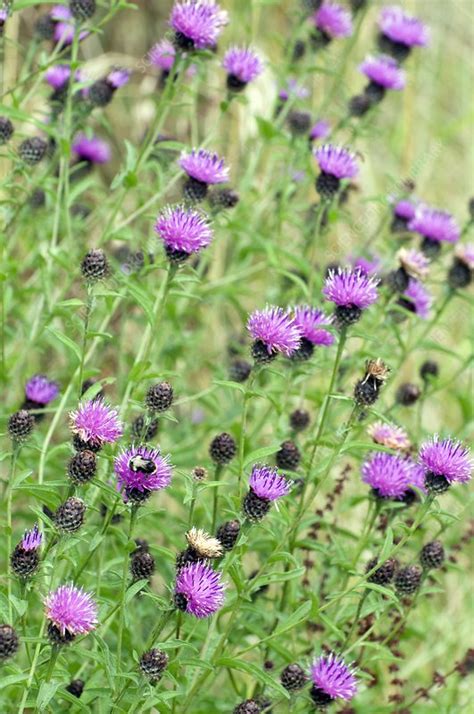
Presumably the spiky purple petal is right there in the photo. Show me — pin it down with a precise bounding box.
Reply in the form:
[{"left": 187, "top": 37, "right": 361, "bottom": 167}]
[
  {"left": 72, "top": 134, "right": 111, "bottom": 164},
  {"left": 293, "top": 306, "right": 334, "bottom": 346},
  {"left": 359, "top": 55, "right": 406, "bottom": 90},
  {"left": 249, "top": 465, "right": 292, "bottom": 501},
  {"left": 408, "top": 206, "right": 460, "bottom": 244},
  {"left": 379, "top": 6, "right": 429, "bottom": 48},
  {"left": 114, "top": 445, "right": 172, "bottom": 495},
  {"left": 21, "top": 525, "right": 42, "bottom": 552},
  {"left": 311, "top": 653, "right": 358, "bottom": 701},
  {"left": 323, "top": 268, "right": 379, "bottom": 309},
  {"left": 419, "top": 436, "right": 472, "bottom": 484},
  {"left": 44, "top": 584, "right": 98, "bottom": 636},
  {"left": 179, "top": 149, "right": 229, "bottom": 185},
  {"left": 155, "top": 205, "right": 213, "bottom": 254},
  {"left": 313, "top": 3, "right": 353, "bottom": 39},
  {"left": 25, "top": 374, "right": 59, "bottom": 405},
  {"left": 314, "top": 144, "right": 359, "bottom": 179},
  {"left": 69, "top": 399, "right": 123, "bottom": 447},
  {"left": 169, "top": 1, "right": 228, "bottom": 50},
  {"left": 222, "top": 47, "right": 263, "bottom": 84},
  {"left": 174, "top": 562, "right": 225, "bottom": 618},
  {"left": 247, "top": 306, "right": 302, "bottom": 356}
]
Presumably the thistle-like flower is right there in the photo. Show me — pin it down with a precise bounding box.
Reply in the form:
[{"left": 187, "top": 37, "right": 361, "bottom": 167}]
[
  {"left": 359, "top": 55, "right": 405, "bottom": 104},
  {"left": 45, "top": 64, "right": 71, "bottom": 90},
  {"left": 72, "top": 134, "right": 111, "bottom": 164},
  {"left": 291, "top": 305, "right": 334, "bottom": 361},
  {"left": 367, "top": 421, "right": 411, "bottom": 451},
  {"left": 310, "top": 653, "right": 358, "bottom": 707},
  {"left": 242, "top": 464, "right": 292, "bottom": 521},
  {"left": 419, "top": 436, "right": 472, "bottom": 494},
  {"left": 314, "top": 144, "right": 359, "bottom": 198},
  {"left": 223, "top": 47, "right": 263, "bottom": 91},
  {"left": 154, "top": 205, "right": 213, "bottom": 262},
  {"left": 362, "top": 451, "right": 423, "bottom": 500},
  {"left": 312, "top": 3, "right": 353, "bottom": 46},
  {"left": 114, "top": 445, "right": 173, "bottom": 503},
  {"left": 149, "top": 39, "right": 176, "bottom": 72},
  {"left": 174, "top": 562, "right": 225, "bottom": 618},
  {"left": 179, "top": 148, "right": 229, "bottom": 201},
  {"left": 11, "top": 525, "right": 43, "bottom": 578},
  {"left": 397, "top": 278, "right": 432, "bottom": 320},
  {"left": 24, "top": 374, "right": 59, "bottom": 409},
  {"left": 44, "top": 584, "right": 98, "bottom": 643},
  {"left": 247, "top": 306, "right": 302, "bottom": 363},
  {"left": 409, "top": 206, "right": 460, "bottom": 257},
  {"left": 69, "top": 399, "right": 123, "bottom": 449},
  {"left": 169, "top": 0, "right": 228, "bottom": 51},
  {"left": 323, "top": 268, "right": 379, "bottom": 327},
  {"left": 378, "top": 5, "right": 429, "bottom": 61}
]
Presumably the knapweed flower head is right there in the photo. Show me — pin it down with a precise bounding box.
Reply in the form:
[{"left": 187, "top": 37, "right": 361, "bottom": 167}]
[
  {"left": 367, "top": 421, "right": 411, "bottom": 451},
  {"left": 72, "top": 134, "right": 111, "bottom": 164},
  {"left": 174, "top": 562, "right": 225, "bottom": 618},
  {"left": 419, "top": 436, "right": 472, "bottom": 485},
  {"left": 360, "top": 55, "right": 406, "bottom": 90},
  {"left": 44, "top": 584, "right": 98, "bottom": 636},
  {"left": 223, "top": 47, "right": 263, "bottom": 86},
  {"left": 310, "top": 119, "right": 331, "bottom": 142},
  {"left": 149, "top": 39, "right": 176, "bottom": 72},
  {"left": 179, "top": 149, "right": 229, "bottom": 185},
  {"left": 69, "top": 399, "right": 123, "bottom": 447},
  {"left": 313, "top": 2, "right": 353, "bottom": 39},
  {"left": 310, "top": 653, "right": 358, "bottom": 703},
  {"left": 45, "top": 64, "right": 71, "bottom": 89},
  {"left": 21, "top": 524, "right": 42, "bottom": 551},
  {"left": 397, "top": 248, "right": 430, "bottom": 280},
  {"left": 247, "top": 306, "right": 302, "bottom": 357},
  {"left": 155, "top": 205, "right": 213, "bottom": 256},
  {"left": 51, "top": 5, "right": 89, "bottom": 45},
  {"left": 293, "top": 306, "right": 334, "bottom": 346},
  {"left": 107, "top": 68, "right": 130, "bottom": 89},
  {"left": 114, "top": 444, "right": 172, "bottom": 496},
  {"left": 379, "top": 6, "right": 429, "bottom": 49},
  {"left": 409, "top": 206, "right": 461, "bottom": 244},
  {"left": 362, "top": 451, "right": 420, "bottom": 499},
  {"left": 25, "top": 374, "right": 59, "bottom": 405},
  {"left": 278, "top": 79, "right": 309, "bottom": 102},
  {"left": 394, "top": 198, "right": 417, "bottom": 220},
  {"left": 249, "top": 464, "right": 292, "bottom": 501},
  {"left": 400, "top": 278, "right": 432, "bottom": 319},
  {"left": 351, "top": 254, "right": 381, "bottom": 277},
  {"left": 170, "top": 0, "right": 228, "bottom": 51},
  {"left": 323, "top": 268, "right": 379, "bottom": 309},
  {"left": 314, "top": 144, "right": 359, "bottom": 180}
]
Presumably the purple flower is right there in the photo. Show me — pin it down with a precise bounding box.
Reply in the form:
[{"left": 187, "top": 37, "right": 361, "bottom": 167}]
[
  {"left": 22, "top": 525, "right": 42, "bottom": 551},
  {"left": 179, "top": 149, "right": 229, "bottom": 185},
  {"left": 114, "top": 445, "right": 172, "bottom": 497},
  {"left": 170, "top": 0, "right": 228, "bottom": 51},
  {"left": 25, "top": 374, "right": 59, "bottom": 405},
  {"left": 222, "top": 47, "right": 263, "bottom": 87},
  {"left": 278, "top": 79, "right": 309, "bottom": 102},
  {"left": 419, "top": 436, "right": 472, "bottom": 485},
  {"left": 72, "top": 134, "right": 111, "bottom": 164},
  {"left": 394, "top": 199, "right": 417, "bottom": 220},
  {"left": 351, "top": 254, "right": 381, "bottom": 277},
  {"left": 310, "top": 653, "right": 357, "bottom": 703},
  {"left": 51, "top": 5, "right": 72, "bottom": 21},
  {"left": 397, "top": 248, "right": 429, "bottom": 280},
  {"left": 362, "top": 452, "right": 419, "bottom": 499},
  {"left": 154, "top": 205, "right": 213, "bottom": 257},
  {"left": 310, "top": 119, "right": 331, "bottom": 142},
  {"left": 314, "top": 144, "right": 359, "bottom": 180},
  {"left": 313, "top": 3, "right": 353, "bottom": 39},
  {"left": 44, "top": 584, "right": 98, "bottom": 636},
  {"left": 293, "top": 306, "right": 334, "bottom": 346},
  {"left": 247, "top": 306, "right": 302, "bottom": 357},
  {"left": 45, "top": 65, "right": 71, "bottom": 90},
  {"left": 107, "top": 68, "right": 130, "bottom": 89},
  {"left": 379, "top": 6, "right": 429, "bottom": 48},
  {"left": 149, "top": 40, "right": 176, "bottom": 72},
  {"left": 408, "top": 206, "right": 461, "bottom": 245},
  {"left": 69, "top": 399, "right": 123, "bottom": 447},
  {"left": 400, "top": 278, "right": 432, "bottom": 319},
  {"left": 174, "top": 562, "right": 225, "bottom": 618},
  {"left": 360, "top": 55, "right": 405, "bottom": 90},
  {"left": 323, "top": 268, "right": 379, "bottom": 309},
  {"left": 51, "top": 7, "right": 89, "bottom": 45},
  {"left": 367, "top": 421, "right": 411, "bottom": 451},
  {"left": 249, "top": 465, "right": 292, "bottom": 501}
]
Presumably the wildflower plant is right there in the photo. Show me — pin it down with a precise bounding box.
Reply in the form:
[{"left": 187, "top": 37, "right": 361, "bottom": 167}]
[{"left": 0, "top": 1, "right": 472, "bottom": 712}]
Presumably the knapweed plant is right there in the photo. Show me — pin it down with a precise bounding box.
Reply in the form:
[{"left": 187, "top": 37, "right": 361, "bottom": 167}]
[{"left": 0, "top": 1, "right": 473, "bottom": 712}]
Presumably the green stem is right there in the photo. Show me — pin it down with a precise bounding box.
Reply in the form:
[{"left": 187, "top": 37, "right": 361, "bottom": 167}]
[
  {"left": 77, "top": 289, "right": 93, "bottom": 400},
  {"left": 44, "top": 646, "right": 60, "bottom": 684},
  {"left": 145, "top": 607, "right": 175, "bottom": 650},
  {"left": 341, "top": 590, "right": 369, "bottom": 652},
  {"left": 115, "top": 505, "right": 138, "bottom": 679},
  {"left": 238, "top": 371, "right": 257, "bottom": 496},
  {"left": 6, "top": 448, "right": 19, "bottom": 622},
  {"left": 211, "top": 465, "right": 223, "bottom": 534}
]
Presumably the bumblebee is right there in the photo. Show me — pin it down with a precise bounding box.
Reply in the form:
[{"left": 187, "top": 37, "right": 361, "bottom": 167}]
[{"left": 129, "top": 456, "right": 157, "bottom": 475}]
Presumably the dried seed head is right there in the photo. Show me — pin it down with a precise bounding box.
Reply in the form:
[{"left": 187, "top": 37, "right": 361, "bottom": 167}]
[
  {"left": 364, "top": 358, "right": 390, "bottom": 382},
  {"left": 186, "top": 527, "right": 223, "bottom": 558},
  {"left": 192, "top": 466, "right": 207, "bottom": 481},
  {"left": 0, "top": 625, "right": 19, "bottom": 661}
]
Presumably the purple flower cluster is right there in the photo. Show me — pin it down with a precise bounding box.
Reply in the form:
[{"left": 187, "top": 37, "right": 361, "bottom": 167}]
[
  {"left": 69, "top": 399, "right": 123, "bottom": 448},
  {"left": 310, "top": 653, "right": 358, "bottom": 704},
  {"left": 45, "top": 584, "right": 98, "bottom": 637},
  {"left": 174, "top": 562, "right": 225, "bottom": 618},
  {"left": 72, "top": 134, "right": 111, "bottom": 164},
  {"left": 223, "top": 47, "right": 263, "bottom": 89},
  {"left": 249, "top": 465, "right": 292, "bottom": 501},
  {"left": 179, "top": 149, "right": 230, "bottom": 186},
  {"left": 21, "top": 524, "right": 43, "bottom": 551},
  {"left": 362, "top": 451, "right": 425, "bottom": 500},
  {"left": 293, "top": 305, "right": 334, "bottom": 347},
  {"left": 114, "top": 445, "right": 172, "bottom": 500},
  {"left": 323, "top": 268, "right": 379, "bottom": 326},
  {"left": 155, "top": 205, "right": 213, "bottom": 260},
  {"left": 25, "top": 374, "right": 59, "bottom": 406},
  {"left": 247, "top": 306, "right": 301, "bottom": 359},
  {"left": 170, "top": 0, "right": 228, "bottom": 51},
  {"left": 409, "top": 206, "right": 461, "bottom": 254},
  {"left": 399, "top": 278, "right": 432, "bottom": 320},
  {"left": 419, "top": 436, "right": 472, "bottom": 493},
  {"left": 360, "top": 55, "right": 406, "bottom": 91},
  {"left": 313, "top": 3, "right": 353, "bottom": 41},
  {"left": 379, "top": 6, "right": 429, "bottom": 50},
  {"left": 315, "top": 144, "right": 359, "bottom": 180}
]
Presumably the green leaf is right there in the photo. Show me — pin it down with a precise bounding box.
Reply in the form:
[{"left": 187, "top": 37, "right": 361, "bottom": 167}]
[
  {"left": 243, "top": 444, "right": 280, "bottom": 468},
  {"left": 215, "top": 657, "right": 290, "bottom": 699},
  {"left": 46, "top": 327, "right": 81, "bottom": 363},
  {"left": 36, "top": 681, "right": 60, "bottom": 710},
  {"left": 273, "top": 600, "right": 311, "bottom": 637}
]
